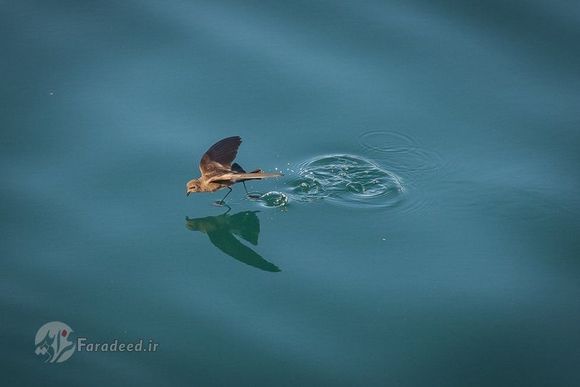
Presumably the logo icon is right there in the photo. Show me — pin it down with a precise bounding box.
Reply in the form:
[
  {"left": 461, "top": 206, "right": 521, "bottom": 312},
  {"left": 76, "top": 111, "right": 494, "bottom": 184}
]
[{"left": 34, "top": 321, "right": 76, "bottom": 363}]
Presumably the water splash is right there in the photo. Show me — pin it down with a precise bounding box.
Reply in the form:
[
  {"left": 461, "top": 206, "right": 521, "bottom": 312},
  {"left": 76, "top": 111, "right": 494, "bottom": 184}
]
[
  {"left": 287, "top": 154, "right": 404, "bottom": 208},
  {"left": 252, "top": 191, "right": 289, "bottom": 208}
]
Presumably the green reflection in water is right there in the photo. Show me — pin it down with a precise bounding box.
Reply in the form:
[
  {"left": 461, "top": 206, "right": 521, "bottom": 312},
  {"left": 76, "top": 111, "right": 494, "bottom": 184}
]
[{"left": 186, "top": 209, "right": 280, "bottom": 273}]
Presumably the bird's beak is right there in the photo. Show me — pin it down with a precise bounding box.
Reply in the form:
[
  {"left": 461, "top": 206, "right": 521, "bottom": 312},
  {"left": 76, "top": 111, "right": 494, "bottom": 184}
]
[{"left": 186, "top": 190, "right": 191, "bottom": 196}]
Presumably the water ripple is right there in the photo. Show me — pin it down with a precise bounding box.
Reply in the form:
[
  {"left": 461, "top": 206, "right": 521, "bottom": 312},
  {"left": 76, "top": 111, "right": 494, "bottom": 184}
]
[
  {"left": 359, "top": 130, "right": 445, "bottom": 176},
  {"left": 287, "top": 154, "right": 405, "bottom": 208}
]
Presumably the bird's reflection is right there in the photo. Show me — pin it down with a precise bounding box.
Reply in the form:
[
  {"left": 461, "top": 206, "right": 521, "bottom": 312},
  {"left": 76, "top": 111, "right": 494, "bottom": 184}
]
[{"left": 185, "top": 209, "right": 280, "bottom": 272}]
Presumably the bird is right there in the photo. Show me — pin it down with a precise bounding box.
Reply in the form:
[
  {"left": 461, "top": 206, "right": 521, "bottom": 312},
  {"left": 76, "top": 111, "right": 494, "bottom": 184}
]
[{"left": 186, "top": 136, "right": 282, "bottom": 204}]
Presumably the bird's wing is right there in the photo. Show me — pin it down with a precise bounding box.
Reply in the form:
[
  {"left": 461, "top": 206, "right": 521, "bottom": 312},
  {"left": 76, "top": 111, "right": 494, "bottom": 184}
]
[
  {"left": 207, "top": 171, "right": 282, "bottom": 183},
  {"left": 227, "top": 211, "right": 260, "bottom": 246},
  {"left": 199, "top": 136, "right": 242, "bottom": 177},
  {"left": 207, "top": 231, "right": 280, "bottom": 272}
]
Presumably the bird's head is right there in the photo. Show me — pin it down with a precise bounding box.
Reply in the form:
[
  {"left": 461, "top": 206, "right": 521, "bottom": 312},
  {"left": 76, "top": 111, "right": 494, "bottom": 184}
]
[{"left": 186, "top": 179, "right": 202, "bottom": 196}]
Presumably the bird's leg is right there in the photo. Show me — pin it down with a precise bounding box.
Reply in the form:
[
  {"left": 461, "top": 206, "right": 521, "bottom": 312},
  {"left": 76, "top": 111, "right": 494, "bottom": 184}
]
[{"left": 217, "top": 187, "right": 233, "bottom": 205}]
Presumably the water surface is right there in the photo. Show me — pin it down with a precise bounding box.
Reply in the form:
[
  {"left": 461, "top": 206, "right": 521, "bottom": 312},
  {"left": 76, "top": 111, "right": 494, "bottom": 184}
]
[{"left": 2, "top": 1, "right": 580, "bottom": 386}]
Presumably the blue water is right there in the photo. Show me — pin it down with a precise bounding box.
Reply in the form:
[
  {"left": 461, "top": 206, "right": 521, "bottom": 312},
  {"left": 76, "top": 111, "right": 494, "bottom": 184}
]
[{"left": 2, "top": 1, "right": 580, "bottom": 386}]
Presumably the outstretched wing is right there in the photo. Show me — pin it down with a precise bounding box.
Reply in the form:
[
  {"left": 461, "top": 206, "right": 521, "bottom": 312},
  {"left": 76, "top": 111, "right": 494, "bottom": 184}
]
[
  {"left": 228, "top": 211, "right": 260, "bottom": 246},
  {"left": 207, "top": 231, "right": 280, "bottom": 272},
  {"left": 199, "top": 136, "right": 242, "bottom": 177},
  {"left": 208, "top": 171, "right": 282, "bottom": 183}
]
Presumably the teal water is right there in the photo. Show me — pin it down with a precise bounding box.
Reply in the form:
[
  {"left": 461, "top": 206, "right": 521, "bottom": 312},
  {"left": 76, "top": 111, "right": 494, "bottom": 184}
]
[{"left": 2, "top": 1, "right": 580, "bottom": 386}]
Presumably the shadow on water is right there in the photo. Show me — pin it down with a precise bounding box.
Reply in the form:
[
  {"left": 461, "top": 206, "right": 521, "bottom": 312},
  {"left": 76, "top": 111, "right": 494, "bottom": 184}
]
[{"left": 185, "top": 209, "right": 280, "bottom": 272}]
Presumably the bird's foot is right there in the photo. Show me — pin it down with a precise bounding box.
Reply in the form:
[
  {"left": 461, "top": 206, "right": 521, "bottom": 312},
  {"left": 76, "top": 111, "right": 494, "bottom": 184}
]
[
  {"left": 245, "top": 190, "right": 262, "bottom": 200},
  {"left": 213, "top": 200, "right": 226, "bottom": 206}
]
